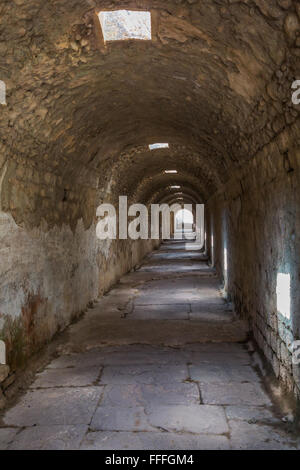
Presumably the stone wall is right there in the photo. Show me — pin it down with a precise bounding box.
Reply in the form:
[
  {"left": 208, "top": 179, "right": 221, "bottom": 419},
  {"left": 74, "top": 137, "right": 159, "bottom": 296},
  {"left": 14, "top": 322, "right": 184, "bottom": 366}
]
[
  {"left": 0, "top": 0, "right": 299, "bottom": 406},
  {"left": 98, "top": 238, "right": 160, "bottom": 296},
  {"left": 206, "top": 119, "right": 300, "bottom": 399},
  {"left": 0, "top": 214, "right": 98, "bottom": 369},
  {"left": 0, "top": 207, "right": 158, "bottom": 386},
  {"left": 0, "top": 126, "right": 160, "bottom": 382}
]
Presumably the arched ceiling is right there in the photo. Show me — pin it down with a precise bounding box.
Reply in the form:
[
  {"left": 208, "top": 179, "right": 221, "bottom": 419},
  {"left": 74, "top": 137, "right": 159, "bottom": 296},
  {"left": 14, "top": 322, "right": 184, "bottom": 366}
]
[
  {"left": 158, "top": 194, "right": 198, "bottom": 207},
  {"left": 134, "top": 172, "right": 206, "bottom": 205},
  {"left": 98, "top": 144, "right": 221, "bottom": 204},
  {"left": 156, "top": 188, "right": 200, "bottom": 206},
  {"left": 0, "top": 0, "right": 299, "bottom": 227}
]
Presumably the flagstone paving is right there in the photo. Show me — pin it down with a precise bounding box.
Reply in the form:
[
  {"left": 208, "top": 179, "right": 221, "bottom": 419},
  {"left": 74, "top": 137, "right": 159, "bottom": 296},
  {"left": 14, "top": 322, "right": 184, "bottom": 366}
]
[{"left": 0, "top": 241, "right": 299, "bottom": 450}]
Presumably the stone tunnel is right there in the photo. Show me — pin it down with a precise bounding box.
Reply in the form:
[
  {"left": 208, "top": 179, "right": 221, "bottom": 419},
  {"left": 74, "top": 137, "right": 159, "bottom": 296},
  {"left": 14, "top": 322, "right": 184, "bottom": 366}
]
[{"left": 0, "top": 0, "right": 300, "bottom": 450}]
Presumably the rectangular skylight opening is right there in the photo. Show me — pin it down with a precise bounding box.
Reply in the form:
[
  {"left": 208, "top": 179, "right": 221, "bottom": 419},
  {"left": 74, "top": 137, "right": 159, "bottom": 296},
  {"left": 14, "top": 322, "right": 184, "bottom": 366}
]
[
  {"left": 165, "top": 170, "right": 177, "bottom": 174},
  {"left": 149, "top": 143, "right": 169, "bottom": 150},
  {"left": 171, "top": 186, "right": 180, "bottom": 189},
  {"left": 99, "top": 10, "right": 151, "bottom": 42}
]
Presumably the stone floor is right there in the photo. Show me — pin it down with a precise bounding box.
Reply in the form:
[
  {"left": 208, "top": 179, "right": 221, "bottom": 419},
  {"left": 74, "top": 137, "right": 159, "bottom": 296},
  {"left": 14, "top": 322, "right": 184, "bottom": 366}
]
[{"left": 0, "top": 240, "right": 299, "bottom": 450}]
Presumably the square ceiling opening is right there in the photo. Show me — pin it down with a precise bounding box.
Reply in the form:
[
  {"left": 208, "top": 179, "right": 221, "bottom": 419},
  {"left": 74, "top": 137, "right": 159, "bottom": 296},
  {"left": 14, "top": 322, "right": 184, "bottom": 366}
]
[{"left": 98, "top": 10, "right": 151, "bottom": 42}]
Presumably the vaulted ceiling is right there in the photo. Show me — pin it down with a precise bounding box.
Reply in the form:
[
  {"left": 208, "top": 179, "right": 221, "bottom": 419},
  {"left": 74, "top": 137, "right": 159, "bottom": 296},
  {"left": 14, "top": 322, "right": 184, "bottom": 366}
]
[{"left": 0, "top": 0, "right": 299, "bottom": 226}]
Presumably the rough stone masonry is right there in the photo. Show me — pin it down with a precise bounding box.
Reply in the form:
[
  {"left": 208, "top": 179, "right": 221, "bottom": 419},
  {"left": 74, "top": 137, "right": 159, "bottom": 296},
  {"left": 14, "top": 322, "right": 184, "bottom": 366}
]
[{"left": 0, "top": 0, "right": 299, "bottom": 431}]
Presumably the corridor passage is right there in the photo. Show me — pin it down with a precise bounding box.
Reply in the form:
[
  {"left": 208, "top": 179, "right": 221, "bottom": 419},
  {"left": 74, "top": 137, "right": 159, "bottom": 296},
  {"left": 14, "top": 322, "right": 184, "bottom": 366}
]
[{"left": 0, "top": 242, "right": 299, "bottom": 450}]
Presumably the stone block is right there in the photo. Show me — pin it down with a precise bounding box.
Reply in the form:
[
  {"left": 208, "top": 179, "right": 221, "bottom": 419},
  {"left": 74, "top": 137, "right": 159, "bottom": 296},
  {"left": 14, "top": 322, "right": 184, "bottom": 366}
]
[
  {"left": 189, "top": 363, "right": 259, "bottom": 383},
  {"left": 229, "top": 421, "right": 299, "bottom": 450},
  {"left": 30, "top": 366, "right": 101, "bottom": 388},
  {"left": 100, "top": 364, "right": 189, "bottom": 385},
  {"left": 91, "top": 406, "right": 154, "bottom": 432},
  {"left": 225, "top": 405, "right": 280, "bottom": 424},
  {"left": 100, "top": 383, "right": 200, "bottom": 407},
  {"left": 201, "top": 382, "right": 272, "bottom": 406},
  {"left": 0, "top": 428, "right": 19, "bottom": 450},
  {"left": 81, "top": 431, "right": 230, "bottom": 450},
  {"left": 1, "top": 372, "right": 15, "bottom": 390},
  {"left": 0, "top": 365, "right": 9, "bottom": 383},
  {"left": 146, "top": 404, "right": 228, "bottom": 434},
  {"left": 280, "top": 341, "right": 292, "bottom": 372},
  {"left": 4, "top": 387, "right": 103, "bottom": 426},
  {"left": 8, "top": 425, "right": 88, "bottom": 450}
]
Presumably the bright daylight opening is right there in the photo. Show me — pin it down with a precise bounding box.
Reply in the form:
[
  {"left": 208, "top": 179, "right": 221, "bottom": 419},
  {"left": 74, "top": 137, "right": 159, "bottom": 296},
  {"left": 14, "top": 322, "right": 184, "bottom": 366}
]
[
  {"left": 165, "top": 170, "right": 177, "bottom": 174},
  {"left": 224, "top": 246, "right": 228, "bottom": 273},
  {"left": 170, "top": 185, "right": 180, "bottom": 189},
  {"left": 149, "top": 143, "right": 169, "bottom": 150},
  {"left": 175, "top": 209, "right": 194, "bottom": 231},
  {"left": 276, "top": 273, "right": 291, "bottom": 319},
  {"left": 98, "top": 10, "right": 151, "bottom": 42},
  {"left": 211, "top": 234, "right": 214, "bottom": 266}
]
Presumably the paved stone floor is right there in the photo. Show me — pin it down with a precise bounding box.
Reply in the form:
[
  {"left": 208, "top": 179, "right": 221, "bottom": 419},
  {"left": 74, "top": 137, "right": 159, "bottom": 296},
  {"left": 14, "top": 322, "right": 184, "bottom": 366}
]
[{"left": 0, "top": 241, "right": 299, "bottom": 450}]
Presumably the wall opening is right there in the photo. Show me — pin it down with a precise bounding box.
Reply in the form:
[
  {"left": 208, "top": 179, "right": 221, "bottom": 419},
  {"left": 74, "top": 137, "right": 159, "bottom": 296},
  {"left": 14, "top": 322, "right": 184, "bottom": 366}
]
[
  {"left": 98, "top": 10, "right": 151, "bottom": 42},
  {"left": 175, "top": 208, "right": 194, "bottom": 234},
  {"left": 211, "top": 234, "right": 214, "bottom": 267},
  {"left": 223, "top": 245, "right": 228, "bottom": 295},
  {"left": 224, "top": 247, "right": 228, "bottom": 273},
  {"left": 276, "top": 272, "right": 291, "bottom": 320}
]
